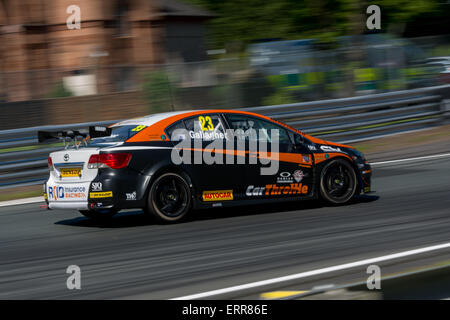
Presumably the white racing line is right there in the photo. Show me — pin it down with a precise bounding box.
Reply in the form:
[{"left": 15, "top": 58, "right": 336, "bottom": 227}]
[
  {"left": 0, "top": 196, "right": 44, "bottom": 208},
  {"left": 1, "top": 152, "right": 450, "bottom": 208},
  {"left": 171, "top": 242, "right": 450, "bottom": 300},
  {"left": 370, "top": 152, "right": 450, "bottom": 166}
]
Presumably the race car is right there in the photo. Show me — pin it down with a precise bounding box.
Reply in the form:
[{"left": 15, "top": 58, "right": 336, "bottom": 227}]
[{"left": 41, "top": 109, "right": 372, "bottom": 223}]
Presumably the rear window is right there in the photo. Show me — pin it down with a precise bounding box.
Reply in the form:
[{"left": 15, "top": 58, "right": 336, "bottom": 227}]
[{"left": 89, "top": 125, "right": 147, "bottom": 144}]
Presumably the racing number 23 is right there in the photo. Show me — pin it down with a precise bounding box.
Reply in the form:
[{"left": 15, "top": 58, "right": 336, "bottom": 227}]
[
  {"left": 131, "top": 125, "right": 146, "bottom": 132},
  {"left": 199, "top": 116, "right": 214, "bottom": 131}
]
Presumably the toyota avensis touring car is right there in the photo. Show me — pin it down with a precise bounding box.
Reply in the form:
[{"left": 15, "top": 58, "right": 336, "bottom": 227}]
[{"left": 41, "top": 110, "right": 372, "bottom": 223}]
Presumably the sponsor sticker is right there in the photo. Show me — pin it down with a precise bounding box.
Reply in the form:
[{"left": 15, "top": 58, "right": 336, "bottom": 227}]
[
  {"left": 246, "top": 183, "right": 309, "bottom": 196},
  {"left": 189, "top": 131, "right": 225, "bottom": 140},
  {"left": 202, "top": 190, "right": 233, "bottom": 201},
  {"left": 265, "top": 183, "right": 308, "bottom": 196},
  {"left": 126, "top": 191, "right": 136, "bottom": 200},
  {"left": 90, "top": 191, "right": 113, "bottom": 198},
  {"left": 91, "top": 182, "right": 102, "bottom": 192},
  {"left": 320, "top": 145, "right": 343, "bottom": 153},
  {"left": 293, "top": 170, "right": 304, "bottom": 182},
  {"left": 48, "top": 186, "right": 87, "bottom": 200},
  {"left": 277, "top": 172, "right": 293, "bottom": 184}
]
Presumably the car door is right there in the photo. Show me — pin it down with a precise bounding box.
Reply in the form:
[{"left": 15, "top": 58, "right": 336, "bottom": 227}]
[
  {"left": 167, "top": 113, "right": 245, "bottom": 202},
  {"left": 224, "top": 113, "right": 314, "bottom": 200}
]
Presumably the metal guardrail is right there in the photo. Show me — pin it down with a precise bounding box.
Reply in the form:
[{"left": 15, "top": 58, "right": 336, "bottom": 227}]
[{"left": 1, "top": 85, "right": 449, "bottom": 190}]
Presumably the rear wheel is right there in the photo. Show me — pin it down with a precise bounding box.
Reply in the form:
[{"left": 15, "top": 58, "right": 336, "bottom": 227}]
[
  {"left": 145, "top": 172, "right": 192, "bottom": 223},
  {"left": 79, "top": 209, "right": 117, "bottom": 220},
  {"left": 320, "top": 159, "right": 357, "bottom": 204}
]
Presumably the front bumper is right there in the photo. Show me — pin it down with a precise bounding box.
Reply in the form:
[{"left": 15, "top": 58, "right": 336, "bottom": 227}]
[{"left": 359, "top": 164, "right": 372, "bottom": 193}]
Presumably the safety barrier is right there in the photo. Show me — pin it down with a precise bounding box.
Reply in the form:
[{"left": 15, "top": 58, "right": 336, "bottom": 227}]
[{"left": 0, "top": 84, "right": 449, "bottom": 189}]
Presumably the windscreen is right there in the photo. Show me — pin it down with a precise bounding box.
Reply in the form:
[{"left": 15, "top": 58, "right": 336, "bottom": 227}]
[{"left": 88, "top": 125, "right": 146, "bottom": 144}]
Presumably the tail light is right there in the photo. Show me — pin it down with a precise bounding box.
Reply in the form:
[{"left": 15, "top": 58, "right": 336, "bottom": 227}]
[
  {"left": 48, "top": 156, "right": 54, "bottom": 171},
  {"left": 88, "top": 153, "right": 131, "bottom": 169}
]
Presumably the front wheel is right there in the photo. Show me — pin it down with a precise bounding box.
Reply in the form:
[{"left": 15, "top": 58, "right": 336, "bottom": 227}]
[
  {"left": 320, "top": 159, "right": 357, "bottom": 205},
  {"left": 145, "top": 172, "right": 192, "bottom": 223}
]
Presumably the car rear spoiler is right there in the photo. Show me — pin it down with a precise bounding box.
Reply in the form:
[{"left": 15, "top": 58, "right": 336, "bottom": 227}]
[
  {"left": 89, "top": 126, "right": 112, "bottom": 138},
  {"left": 38, "top": 126, "right": 112, "bottom": 147}
]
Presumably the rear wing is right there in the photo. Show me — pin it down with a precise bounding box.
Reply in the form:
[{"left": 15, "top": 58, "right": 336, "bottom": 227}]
[
  {"left": 38, "top": 126, "right": 112, "bottom": 148},
  {"left": 89, "top": 126, "right": 112, "bottom": 138}
]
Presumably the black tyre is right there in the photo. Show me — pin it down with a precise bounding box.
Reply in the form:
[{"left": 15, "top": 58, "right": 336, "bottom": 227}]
[
  {"left": 320, "top": 159, "right": 357, "bottom": 204},
  {"left": 145, "top": 172, "right": 192, "bottom": 223},
  {"left": 79, "top": 209, "right": 117, "bottom": 220}
]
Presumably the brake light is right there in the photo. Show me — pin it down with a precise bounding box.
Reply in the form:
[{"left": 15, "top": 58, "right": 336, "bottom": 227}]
[
  {"left": 88, "top": 153, "right": 131, "bottom": 169},
  {"left": 48, "top": 156, "right": 54, "bottom": 171}
]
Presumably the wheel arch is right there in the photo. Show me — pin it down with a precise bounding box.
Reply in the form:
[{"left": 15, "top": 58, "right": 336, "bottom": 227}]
[
  {"left": 141, "top": 164, "right": 197, "bottom": 205},
  {"left": 315, "top": 156, "right": 363, "bottom": 195}
]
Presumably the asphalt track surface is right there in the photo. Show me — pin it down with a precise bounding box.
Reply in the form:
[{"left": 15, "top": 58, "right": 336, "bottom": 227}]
[{"left": 0, "top": 156, "right": 449, "bottom": 299}]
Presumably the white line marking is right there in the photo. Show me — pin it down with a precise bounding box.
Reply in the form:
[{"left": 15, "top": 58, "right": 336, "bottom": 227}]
[
  {"left": 0, "top": 196, "right": 43, "bottom": 208},
  {"left": 171, "top": 242, "right": 450, "bottom": 300},
  {"left": 370, "top": 153, "right": 450, "bottom": 166}
]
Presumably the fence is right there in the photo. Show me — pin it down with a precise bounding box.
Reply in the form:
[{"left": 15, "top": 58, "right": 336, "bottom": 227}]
[{"left": 0, "top": 84, "right": 449, "bottom": 190}]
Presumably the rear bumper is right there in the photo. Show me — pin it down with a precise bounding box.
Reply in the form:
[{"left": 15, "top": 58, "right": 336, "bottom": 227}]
[
  {"left": 44, "top": 169, "right": 150, "bottom": 212},
  {"left": 48, "top": 201, "right": 88, "bottom": 210}
]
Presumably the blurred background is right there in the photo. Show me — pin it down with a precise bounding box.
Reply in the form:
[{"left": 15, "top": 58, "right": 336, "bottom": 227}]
[{"left": 0, "top": 0, "right": 449, "bottom": 130}]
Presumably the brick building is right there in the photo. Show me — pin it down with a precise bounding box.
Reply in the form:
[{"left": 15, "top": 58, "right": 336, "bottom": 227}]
[{"left": 0, "top": 0, "right": 212, "bottom": 101}]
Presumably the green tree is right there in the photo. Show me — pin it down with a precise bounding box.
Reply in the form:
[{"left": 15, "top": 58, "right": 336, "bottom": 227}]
[
  {"left": 143, "top": 71, "right": 176, "bottom": 112},
  {"left": 47, "top": 81, "right": 73, "bottom": 98},
  {"left": 184, "top": 0, "right": 438, "bottom": 49}
]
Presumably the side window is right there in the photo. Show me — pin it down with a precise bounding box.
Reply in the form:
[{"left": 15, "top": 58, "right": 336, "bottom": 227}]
[
  {"left": 184, "top": 114, "right": 226, "bottom": 141},
  {"left": 166, "top": 120, "right": 187, "bottom": 141},
  {"left": 225, "top": 114, "right": 291, "bottom": 144}
]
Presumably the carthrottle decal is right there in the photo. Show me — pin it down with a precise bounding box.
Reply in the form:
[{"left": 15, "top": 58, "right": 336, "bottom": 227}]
[
  {"left": 246, "top": 183, "right": 309, "bottom": 196},
  {"left": 89, "top": 191, "right": 113, "bottom": 198},
  {"left": 202, "top": 190, "right": 233, "bottom": 201}
]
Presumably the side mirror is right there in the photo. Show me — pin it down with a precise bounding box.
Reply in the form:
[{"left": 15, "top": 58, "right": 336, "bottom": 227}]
[{"left": 293, "top": 134, "right": 304, "bottom": 148}]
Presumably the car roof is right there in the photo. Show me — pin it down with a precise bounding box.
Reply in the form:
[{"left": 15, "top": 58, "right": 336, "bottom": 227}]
[
  {"left": 112, "top": 110, "right": 201, "bottom": 127},
  {"left": 113, "top": 109, "right": 277, "bottom": 128}
]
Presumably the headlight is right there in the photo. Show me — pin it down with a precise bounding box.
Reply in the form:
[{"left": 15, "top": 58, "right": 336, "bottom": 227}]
[{"left": 351, "top": 149, "right": 366, "bottom": 162}]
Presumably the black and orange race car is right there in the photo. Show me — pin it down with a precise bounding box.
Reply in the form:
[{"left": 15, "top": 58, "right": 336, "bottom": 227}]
[{"left": 41, "top": 109, "right": 372, "bottom": 222}]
